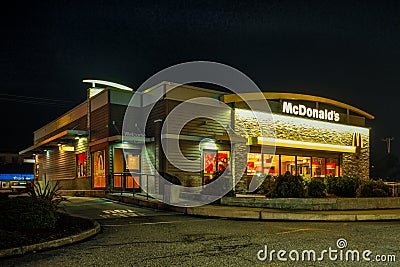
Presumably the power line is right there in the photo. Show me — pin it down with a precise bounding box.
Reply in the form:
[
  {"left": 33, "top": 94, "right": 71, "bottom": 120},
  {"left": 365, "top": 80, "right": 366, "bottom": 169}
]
[
  {"left": 0, "top": 93, "right": 75, "bottom": 103},
  {"left": 0, "top": 94, "right": 76, "bottom": 107}
]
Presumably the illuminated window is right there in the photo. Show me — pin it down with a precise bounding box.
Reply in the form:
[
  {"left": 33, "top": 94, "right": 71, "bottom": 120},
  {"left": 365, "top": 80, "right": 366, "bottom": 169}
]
[
  {"left": 297, "top": 156, "right": 311, "bottom": 178},
  {"left": 262, "top": 154, "right": 279, "bottom": 176},
  {"left": 247, "top": 153, "right": 279, "bottom": 176},
  {"left": 203, "top": 150, "right": 217, "bottom": 184},
  {"left": 247, "top": 153, "right": 262, "bottom": 175},
  {"left": 93, "top": 150, "right": 106, "bottom": 188},
  {"left": 203, "top": 150, "right": 230, "bottom": 184},
  {"left": 281, "top": 155, "right": 296, "bottom": 175},
  {"left": 326, "top": 158, "right": 339, "bottom": 177},
  {"left": 312, "top": 157, "right": 326, "bottom": 178},
  {"left": 76, "top": 153, "right": 87, "bottom": 178},
  {"left": 217, "top": 151, "right": 230, "bottom": 172}
]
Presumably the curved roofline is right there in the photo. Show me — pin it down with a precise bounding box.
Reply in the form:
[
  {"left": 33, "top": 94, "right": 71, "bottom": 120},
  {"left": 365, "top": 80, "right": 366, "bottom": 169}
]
[{"left": 221, "top": 92, "right": 374, "bottom": 119}]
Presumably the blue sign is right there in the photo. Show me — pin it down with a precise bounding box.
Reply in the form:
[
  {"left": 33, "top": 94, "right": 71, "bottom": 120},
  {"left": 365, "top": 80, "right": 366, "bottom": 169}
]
[{"left": 0, "top": 174, "right": 34, "bottom": 181}]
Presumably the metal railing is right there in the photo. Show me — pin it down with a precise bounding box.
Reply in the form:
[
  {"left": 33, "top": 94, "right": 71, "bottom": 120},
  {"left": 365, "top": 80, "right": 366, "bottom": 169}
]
[
  {"left": 108, "top": 172, "right": 156, "bottom": 200},
  {"left": 384, "top": 182, "right": 400, "bottom": 197}
]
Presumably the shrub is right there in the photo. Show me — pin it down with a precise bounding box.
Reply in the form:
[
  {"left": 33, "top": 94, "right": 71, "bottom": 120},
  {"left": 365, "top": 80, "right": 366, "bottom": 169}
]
[
  {"left": 325, "top": 175, "right": 361, "bottom": 197},
  {"left": 270, "top": 173, "right": 306, "bottom": 198},
  {"left": 0, "top": 196, "right": 56, "bottom": 231},
  {"left": 356, "top": 179, "right": 390, "bottom": 197},
  {"left": 307, "top": 178, "right": 326, "bottom": 198},
  {"left": 254, "top": 174, "right": 275, "bottom": 196},
  {"left": 28, "top": 179, "right": 68, "bottom": 211}
]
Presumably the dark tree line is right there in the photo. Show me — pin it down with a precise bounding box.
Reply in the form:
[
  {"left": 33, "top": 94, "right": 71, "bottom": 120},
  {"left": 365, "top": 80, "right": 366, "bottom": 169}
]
[{"left": 371, "top": 153, "right": 400, "bottom": 182}]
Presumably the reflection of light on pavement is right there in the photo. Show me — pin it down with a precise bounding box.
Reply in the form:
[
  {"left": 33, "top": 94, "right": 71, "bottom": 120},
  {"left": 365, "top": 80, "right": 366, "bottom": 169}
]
[{"left": 100, "top": 209, "right": 144, "bottom": 218}]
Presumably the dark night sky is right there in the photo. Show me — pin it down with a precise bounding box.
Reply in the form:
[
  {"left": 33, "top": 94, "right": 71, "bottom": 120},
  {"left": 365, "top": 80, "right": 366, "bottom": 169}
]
[{"left": 1, "top": 0, "right": 400, "bottom": 164}]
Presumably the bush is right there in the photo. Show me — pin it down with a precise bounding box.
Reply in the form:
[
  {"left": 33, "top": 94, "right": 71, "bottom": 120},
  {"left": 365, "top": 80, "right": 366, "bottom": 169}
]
[
  {"left": 28, "top": 179, "right": 68, "bottom": 211},
  {"left": 325, "top": 175, "right": 361, "bottom": 197},
  {"left": 356, "top": 179, "right": 390, "bottom": 197},
  {"left": 0, "top": 196, "right": 56, "bottom": 231},
  {"left": 306, "top": 178, "right": 326, "bottom": 198},
  {"left": 255, "top": 175, "right": 275, "bottom": 197},
  {"left": 270, "top": 173, "right": 306, "bottom": 198}
]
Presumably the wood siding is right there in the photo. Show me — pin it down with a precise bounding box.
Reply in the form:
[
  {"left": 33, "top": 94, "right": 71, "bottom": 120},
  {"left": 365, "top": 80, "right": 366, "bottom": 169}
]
[
  {"left": 110, "top": 104, "right": 128, "bottom": 136},
  {"left": 37, "top": 149, "right": 76, "bottom": 181},
  {"left": 166, "top": 99, "right": 231, "bottom": 137},
  {"left": 90, "top": 104, "right": 109, "bottom": 142}
]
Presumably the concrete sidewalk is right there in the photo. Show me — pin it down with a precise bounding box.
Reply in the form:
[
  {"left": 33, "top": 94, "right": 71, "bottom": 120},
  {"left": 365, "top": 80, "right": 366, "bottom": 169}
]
[{"left": 106, "top": 193, "right": 400, "bottom": 222}]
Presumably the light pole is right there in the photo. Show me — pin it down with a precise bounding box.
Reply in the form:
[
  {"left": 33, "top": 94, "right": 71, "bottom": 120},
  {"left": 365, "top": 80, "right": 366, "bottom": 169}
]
[{"left": 382, "top": 137, "right": 394, "bottom": 154}]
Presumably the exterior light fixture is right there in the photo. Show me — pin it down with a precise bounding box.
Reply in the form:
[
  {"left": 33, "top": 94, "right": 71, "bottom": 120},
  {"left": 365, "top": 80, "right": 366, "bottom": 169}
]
[{"left": 82, "top": 79, "right": 134, "bottom": 92}]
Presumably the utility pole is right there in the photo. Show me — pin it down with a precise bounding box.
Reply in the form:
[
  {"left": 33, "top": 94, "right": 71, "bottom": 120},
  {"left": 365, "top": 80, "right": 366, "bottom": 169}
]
[{"left": 382, "top": 137, "right": 394, "bottom": 154}]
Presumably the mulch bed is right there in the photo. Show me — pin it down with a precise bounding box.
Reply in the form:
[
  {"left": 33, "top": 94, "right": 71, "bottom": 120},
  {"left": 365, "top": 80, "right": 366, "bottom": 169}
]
[{"left": 0, "top": 212, "right": 94, "bottom": 250}]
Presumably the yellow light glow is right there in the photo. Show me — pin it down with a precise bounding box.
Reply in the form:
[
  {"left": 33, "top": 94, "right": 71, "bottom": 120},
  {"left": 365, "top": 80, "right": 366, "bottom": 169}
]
[
  {"left": 257, "top": 137, "right": 357, "bottom": 153},
  {"left": 59, "top": 145, "right": 75, "bottom": 152},
  {"left": 89, "top": 88, "right": 104, "bottom": 98},
  {"left": 83, "top": 79, "right": 134, "bottom": 91}
]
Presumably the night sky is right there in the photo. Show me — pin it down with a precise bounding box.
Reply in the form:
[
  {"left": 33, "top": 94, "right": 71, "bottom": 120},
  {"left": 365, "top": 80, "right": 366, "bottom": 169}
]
[{"left": 2, "top": 0, "right": 400, "bottom": 165}]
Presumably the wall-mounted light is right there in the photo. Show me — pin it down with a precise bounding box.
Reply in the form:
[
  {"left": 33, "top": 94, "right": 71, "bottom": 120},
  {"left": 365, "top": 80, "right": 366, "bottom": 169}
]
[{"left": 199, "top": 138, "right": 217, "bottom": 150}]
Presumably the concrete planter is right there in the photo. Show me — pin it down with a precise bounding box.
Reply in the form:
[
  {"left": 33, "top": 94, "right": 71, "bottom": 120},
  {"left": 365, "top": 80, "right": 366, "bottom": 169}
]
[{"left": 221, "top": 196, "right": 400, "bottom": 210}]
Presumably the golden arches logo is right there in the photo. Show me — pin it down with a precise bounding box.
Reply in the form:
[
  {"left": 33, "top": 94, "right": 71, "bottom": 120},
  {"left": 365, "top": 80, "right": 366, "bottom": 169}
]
[{"left": 352, "top": 132, "right": 363, "bottom": 147}]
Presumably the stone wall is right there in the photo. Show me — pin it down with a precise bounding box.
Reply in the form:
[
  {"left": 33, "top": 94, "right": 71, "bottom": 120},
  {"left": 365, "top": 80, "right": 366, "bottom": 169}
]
[
  {"left": 233, "top": 143, "right": 248, "bottom": 193},
  {"left": 233, "top": 109, "right": 370, "bottom": 192},
  {"left": 222, "top": 196, "right": 400, "bottom": 210}
]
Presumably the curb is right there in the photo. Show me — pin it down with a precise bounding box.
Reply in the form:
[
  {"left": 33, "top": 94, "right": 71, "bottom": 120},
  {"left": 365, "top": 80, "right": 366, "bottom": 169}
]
[
  {"left": 0, "top": 218, "right": 101, "bottom": 258},
  {"left": 106, "top": 194, "right": 400, "bottom": 222}
]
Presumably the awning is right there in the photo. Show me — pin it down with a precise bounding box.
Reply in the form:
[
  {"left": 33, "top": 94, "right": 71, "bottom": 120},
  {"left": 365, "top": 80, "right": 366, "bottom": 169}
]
[{"left": 19, "top": 130, "right": 87, "bottom": 155}]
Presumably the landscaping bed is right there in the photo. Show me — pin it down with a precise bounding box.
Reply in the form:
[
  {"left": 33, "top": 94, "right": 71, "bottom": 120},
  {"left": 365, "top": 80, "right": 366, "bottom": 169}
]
[{"left": 0, "top": 212, "right": 94, "bottom": 250}]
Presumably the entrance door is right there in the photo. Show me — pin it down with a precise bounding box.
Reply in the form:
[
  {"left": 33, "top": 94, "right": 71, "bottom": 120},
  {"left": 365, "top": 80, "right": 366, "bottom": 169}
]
[{"left": 113, "top": 148, "right": 141, "bottom": 191}]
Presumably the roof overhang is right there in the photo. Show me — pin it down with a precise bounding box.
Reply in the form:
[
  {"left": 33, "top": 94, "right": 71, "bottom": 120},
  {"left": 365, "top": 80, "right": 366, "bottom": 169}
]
[
  {"left": 19, "top": 130, "right": 87, "bottom": 155},
  {"left": 89, "top": 135, "right": 155, "bottom": 147}
]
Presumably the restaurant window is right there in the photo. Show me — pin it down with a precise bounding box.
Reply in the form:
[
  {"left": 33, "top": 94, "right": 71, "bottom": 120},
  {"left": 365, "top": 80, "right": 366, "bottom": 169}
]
[
  {"left": 217, "top": 151, "right": 230, "bottom": 172},
  {"left": 281, "top": 155, "right": 296, "bottom": 175},
  {"left": 312, "top": 157, "right": 326, "bottom": 178},
  {"left": 297, "top": 156, "right": 311, "bottom": 178},
  {"left": 326, "top": 158, "right": 339, "bottom": 177},
  {"left": 76, "top": 153, "right": 87, "bottom": 178},
  {"left": 203, "top": 150, "right": 230, "bottom": 184},
  {"left": 262, "top": 154, "right": 279, "bottom": 176},
  {"left": 203, "top": 150, "right": 217, "bottom": 184},
  {"left": 93, "top": 150, "right": 106, "bottom": 188},
  {"left": 247, "top": 153, "right": 279, "bottom": 176},
  {"left": 247, "top": 153, "right": 262, "bottom": 175}
]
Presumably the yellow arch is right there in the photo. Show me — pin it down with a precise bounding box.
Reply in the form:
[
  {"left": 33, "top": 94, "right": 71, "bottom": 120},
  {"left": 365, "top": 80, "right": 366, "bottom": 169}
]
[{"left": 221, "top": 92, "right": 374, "bottom": 119}]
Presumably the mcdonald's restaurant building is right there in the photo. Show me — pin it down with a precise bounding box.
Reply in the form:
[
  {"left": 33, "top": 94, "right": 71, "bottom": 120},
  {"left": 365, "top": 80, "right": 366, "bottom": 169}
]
[{"left": 20, "top": 81, "right": 373, "bottom": 195}]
